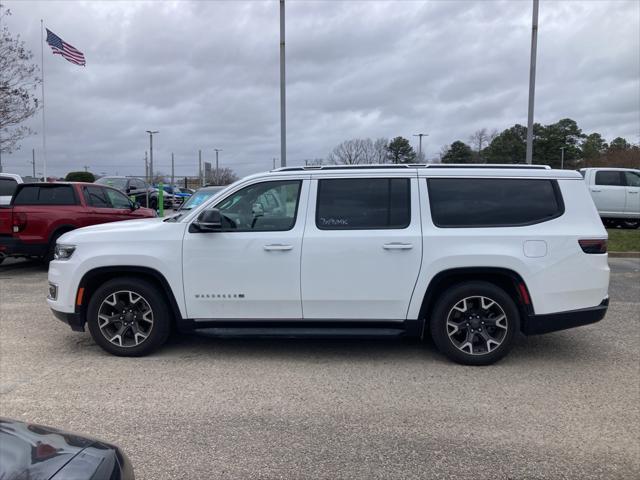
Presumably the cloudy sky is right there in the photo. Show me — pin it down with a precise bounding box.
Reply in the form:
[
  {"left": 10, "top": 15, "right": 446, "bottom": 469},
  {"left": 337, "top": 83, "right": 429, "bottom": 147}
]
[{"left": 2, "top": 0, "right": 639, "bottom": 179}]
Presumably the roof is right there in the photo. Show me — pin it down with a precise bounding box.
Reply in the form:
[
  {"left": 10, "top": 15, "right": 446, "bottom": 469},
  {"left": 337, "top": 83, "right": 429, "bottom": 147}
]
[{"left": 263, "top": 163, "right": 582, "bottom": 179}]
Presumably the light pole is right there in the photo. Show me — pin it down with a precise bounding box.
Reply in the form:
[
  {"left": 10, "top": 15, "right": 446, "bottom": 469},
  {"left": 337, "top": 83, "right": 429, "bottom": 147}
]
[
  {"left": 146, "top": 130, "right": 158, "bottom": 180},
  {"left": 214, "top": 148, "right": 222, "bottom": 182},
  {"left": 279, "top": 0, "right": 286, "bottom": 167},
  {"left": 413, "top": 133, "right": 428, "bottom": 162},
  {"left": 560, "top": 147, "right": 565, "bottom": 169},
  {"left": 525, "top": 0, "right": 539, "bottom": 164}
]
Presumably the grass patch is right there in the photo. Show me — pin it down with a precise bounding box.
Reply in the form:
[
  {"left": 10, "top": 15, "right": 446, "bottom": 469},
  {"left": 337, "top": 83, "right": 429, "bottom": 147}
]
[{"left": 607, "top": 228, "right": 640, "bottom": 252}]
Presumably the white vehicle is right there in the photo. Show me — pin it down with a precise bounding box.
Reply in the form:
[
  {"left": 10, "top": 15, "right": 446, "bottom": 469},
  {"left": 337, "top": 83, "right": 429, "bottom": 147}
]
[
  {"left": 580, "top": 167, "right": 640, "bottom": 229},
  {"left": 47, "top": 165, "right": 610, "bottom": 365},
  {"left": 0, "top": 173, "right": 23, "bottom": 206}
]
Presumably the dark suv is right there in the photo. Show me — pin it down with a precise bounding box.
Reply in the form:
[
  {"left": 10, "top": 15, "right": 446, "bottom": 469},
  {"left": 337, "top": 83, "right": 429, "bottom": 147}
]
[{"left": 95, "top": 176, "right": 171, "bottom": 210}]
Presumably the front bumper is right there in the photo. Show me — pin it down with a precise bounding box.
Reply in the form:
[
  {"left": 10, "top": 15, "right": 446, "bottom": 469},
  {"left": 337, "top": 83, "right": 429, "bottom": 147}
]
[
  {"left": 0, "top": 236, "right": 47, "bottom": 257},
  {"left": 523, "top": 298, "right": 609, "bottom": 335},
  {"left": 51, "top": 308, "right": 85, "bottom": 332}
]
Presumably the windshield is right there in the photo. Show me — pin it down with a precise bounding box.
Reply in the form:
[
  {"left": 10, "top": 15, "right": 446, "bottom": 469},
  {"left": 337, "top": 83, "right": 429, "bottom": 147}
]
[
  {"left": 96, "top": 177, "right": 127, "bottom": 190},
  {"left": 180, "top": 187, "right": 224, "bottom": 210}
]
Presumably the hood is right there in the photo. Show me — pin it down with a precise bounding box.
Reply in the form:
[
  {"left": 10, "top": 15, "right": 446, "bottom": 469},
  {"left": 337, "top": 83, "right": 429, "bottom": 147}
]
[
  {"left": 0, "top": 418, "right": 97, "bottom": 480},
  {"left": 58, "top": 217, "right": 169, "bottom": 244}
]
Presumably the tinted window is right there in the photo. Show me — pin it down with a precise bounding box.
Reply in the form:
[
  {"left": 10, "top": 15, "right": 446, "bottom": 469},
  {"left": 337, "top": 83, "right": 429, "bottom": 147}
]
[
  {"left": 595, "top": 171, "right": 624, "bottom": 186},
  {"left": 105, "top": 188, "right": 132, "bottom": 209},
  {"left": 84, "top": 186, "right": 111, "bottom": 208},
  {"left": 427, "top": 178, "right": 563, "bottom": 228},
  {"left": 215, "top": 180, "right": 301, "bottom": 231},
  {"left": 316, "top": 178, "right": 410, "bottom": 230},
  {"left": 13, "top": 185, "right": 77, "bottom": 206},
  {"left": 0, "top": 178, "right": 18, "bottom": 196},
  {"left": 96, "top": 177, "right": 128, "bottom": 190},
  {"left": 624, "top": 171, "right": 640, "bottom": 187}
]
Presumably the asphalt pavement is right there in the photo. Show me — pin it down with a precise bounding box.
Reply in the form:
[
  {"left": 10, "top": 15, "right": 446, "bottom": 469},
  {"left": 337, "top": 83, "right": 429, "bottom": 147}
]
[{"left": 0, "top": 257, "right": 638, "bottom": 479}]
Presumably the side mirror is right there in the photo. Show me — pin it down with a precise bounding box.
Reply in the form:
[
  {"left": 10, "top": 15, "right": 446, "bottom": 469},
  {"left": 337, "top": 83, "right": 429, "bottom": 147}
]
[
  {"left": 131, "top": 202, "right": 140, "bottom": 210},
  {"left": 126, "top": 187, "right": 132, "bottom": 194},
  {"left": 193, "top": 209, "right": 222, "bottom": 232}
]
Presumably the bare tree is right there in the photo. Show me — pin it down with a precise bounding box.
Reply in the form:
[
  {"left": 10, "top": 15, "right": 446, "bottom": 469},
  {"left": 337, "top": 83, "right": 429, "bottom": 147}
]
[
  {"left": 373, "top": 137, "right": 389, "bottom": 164},
  {"left": 206, "top": 167, "right": 238, "bottom": 186},
  {"left": 0, "top": 4, "right": 41, "bottom": 154},
  {"left": 327, "top": 138, "right": 377, "bottom": 165}
]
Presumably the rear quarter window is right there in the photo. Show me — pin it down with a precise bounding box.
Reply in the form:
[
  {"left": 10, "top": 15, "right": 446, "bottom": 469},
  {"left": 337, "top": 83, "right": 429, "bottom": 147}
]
[
  {"left": 427, "top": 178, "right": 564, "bottom": 228},
  {"left": 595, "top": 171, "right": 624, "bottom": 186},
  {"left": 13, "top": 185, "right": 77, "bottom": 206}
]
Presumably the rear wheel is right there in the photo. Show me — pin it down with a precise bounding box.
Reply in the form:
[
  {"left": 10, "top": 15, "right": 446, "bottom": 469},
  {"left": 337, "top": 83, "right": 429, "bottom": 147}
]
[
  {"left": 429, "top": 281, "right": 520, "bottom": 365},
  {"left": 43, "top": 230, "right": 69, "bottom": 263},
  {"left": 86, "top": 277, "right": 171, "bottom": 356}
]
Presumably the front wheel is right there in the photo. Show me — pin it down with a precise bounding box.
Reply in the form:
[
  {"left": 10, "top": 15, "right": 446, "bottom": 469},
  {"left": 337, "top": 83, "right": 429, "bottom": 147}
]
[
  {"left": 429, "top": 281, "right": 520, "bottom": 365},
  {"left": 86, "top": 277, "right": 171, "bottom": 356}
]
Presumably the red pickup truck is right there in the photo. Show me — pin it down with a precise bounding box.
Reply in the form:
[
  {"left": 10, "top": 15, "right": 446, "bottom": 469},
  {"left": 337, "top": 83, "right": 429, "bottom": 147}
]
[{"left": 0, "top": 182, "right": 156, "bottom": 263}]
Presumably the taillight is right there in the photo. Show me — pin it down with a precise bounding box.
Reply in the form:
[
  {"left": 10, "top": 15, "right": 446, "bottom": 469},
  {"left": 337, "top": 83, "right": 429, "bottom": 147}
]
[
  {"left": 579, "top": 239, "right": 607, "bottom": 254},
  {"left": 12, "top": 213, "right": 27, "bottom": 233}
]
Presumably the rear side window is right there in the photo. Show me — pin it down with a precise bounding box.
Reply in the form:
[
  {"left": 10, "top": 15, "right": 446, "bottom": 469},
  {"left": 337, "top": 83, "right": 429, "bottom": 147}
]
[
  {"left": 0, "top": 178, "right": 18, "bottom": 196},
  {"left": 13, "top": 185, "right": 77, "bottom": 206},
  {"left": 316, "top": 178, "right": 410, "bottom": 230},
  {"left": 595, "top": 171, "right": 624, "bottom": 186},
  {"left": 427, "top": 178, "right": 564, "bottom": 228}
]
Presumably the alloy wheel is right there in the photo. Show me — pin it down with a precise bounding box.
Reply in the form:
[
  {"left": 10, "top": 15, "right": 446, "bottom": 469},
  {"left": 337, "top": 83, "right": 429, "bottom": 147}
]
[
  {"left": 97, "top": 290, "right": 154, "bottom": 348},
  {"left": 446, "top": 296, "right": 508, "bottom": 356}
]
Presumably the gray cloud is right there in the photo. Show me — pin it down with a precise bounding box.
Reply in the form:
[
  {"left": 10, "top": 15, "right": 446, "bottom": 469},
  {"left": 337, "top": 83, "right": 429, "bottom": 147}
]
[{"left": 2, "top": 0, "right": 639, "bottom": 178}]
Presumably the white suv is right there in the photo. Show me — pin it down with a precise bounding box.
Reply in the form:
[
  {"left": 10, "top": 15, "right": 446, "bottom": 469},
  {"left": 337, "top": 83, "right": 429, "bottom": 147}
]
[{"left": 47, "top": 165, "right": 610, "bottom": 365}]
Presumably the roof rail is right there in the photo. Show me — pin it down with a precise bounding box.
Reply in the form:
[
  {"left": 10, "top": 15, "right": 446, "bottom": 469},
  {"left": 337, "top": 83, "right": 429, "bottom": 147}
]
[{"left": 271, "top": 163, "right": 550, "bottom": 172}]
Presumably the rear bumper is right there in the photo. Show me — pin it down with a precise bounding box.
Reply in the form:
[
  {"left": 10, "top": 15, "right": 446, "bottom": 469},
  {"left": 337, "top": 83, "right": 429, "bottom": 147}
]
[
  {"left": 523, "top": 298, "right": 609, "bottom": 335},
  {"left": 0, "top": 236, "right": 47, "bottom": 257},
  {"left": 51, "top": 308, "right": 85, "bottom": 332}
]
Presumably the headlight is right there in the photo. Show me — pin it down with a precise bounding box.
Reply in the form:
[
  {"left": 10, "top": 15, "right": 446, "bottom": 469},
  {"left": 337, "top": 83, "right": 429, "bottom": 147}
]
[{"left": 54, "top": 244, "right": 76, "bottom": 260}]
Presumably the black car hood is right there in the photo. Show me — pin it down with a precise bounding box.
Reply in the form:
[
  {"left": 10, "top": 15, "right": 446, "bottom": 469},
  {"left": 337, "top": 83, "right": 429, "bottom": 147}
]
[{"left": 0, "top": 418, "right": 117, "bottom": 480}]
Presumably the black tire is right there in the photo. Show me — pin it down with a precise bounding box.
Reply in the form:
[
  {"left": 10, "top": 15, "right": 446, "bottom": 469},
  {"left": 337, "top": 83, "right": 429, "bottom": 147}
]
[
  {"left": 429, "top": 281, "right": 520, "bottom": 366},
  {"left": 86, "top": 277, "right": 171, "bottom": 356},
  {"left": 621, "top": 220, "right": 639, "bottom": 229}
]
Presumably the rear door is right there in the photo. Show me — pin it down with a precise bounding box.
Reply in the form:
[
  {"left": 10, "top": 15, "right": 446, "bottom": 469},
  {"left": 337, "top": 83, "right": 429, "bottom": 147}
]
[
  {"left": 301, "top": 174, "right": 422, "bottom": 320},
  {"left": 623, "top": 170, "right": 640, "bottom": 216},
  {"left": 591, "top": 170, "right": 626, "bottom": 215}
]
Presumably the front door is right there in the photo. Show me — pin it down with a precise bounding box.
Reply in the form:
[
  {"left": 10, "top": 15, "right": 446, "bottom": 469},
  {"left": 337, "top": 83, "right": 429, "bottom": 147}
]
[
  {"left": 623, "top": 170, "right": 640, "bottom": 216},
  {"left": 301, "top": 176, "right": 422, "bottom": 320},
  {"left": 182, "top": 177, "right": 308, "bottom": 319}
]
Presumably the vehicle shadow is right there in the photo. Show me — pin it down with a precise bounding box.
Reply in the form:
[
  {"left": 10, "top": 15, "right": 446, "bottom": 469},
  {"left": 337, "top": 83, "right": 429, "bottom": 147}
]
[{"left": 0, "top": 257, "right": 48, "bottom": 274}]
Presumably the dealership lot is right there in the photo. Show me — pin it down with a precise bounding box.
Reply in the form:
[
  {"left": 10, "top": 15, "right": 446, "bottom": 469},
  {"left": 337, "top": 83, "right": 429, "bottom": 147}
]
[{"left": 0, "top": 258, "right": 638, "bottom": 479}]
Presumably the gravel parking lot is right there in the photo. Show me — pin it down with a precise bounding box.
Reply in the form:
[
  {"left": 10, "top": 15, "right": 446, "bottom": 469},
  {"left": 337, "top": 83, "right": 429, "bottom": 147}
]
[{"left": 1, "top": 257, "right": 638, "bottom": 479}]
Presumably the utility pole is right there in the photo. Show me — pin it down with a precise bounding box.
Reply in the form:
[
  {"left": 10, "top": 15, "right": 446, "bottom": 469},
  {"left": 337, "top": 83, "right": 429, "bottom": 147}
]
[
  {"left": 413, "top": 133, "right": 428, "bottom": 162},
  {"left": 31, "top": 149, "right": 36, "bottom": 177},
  {"left": 279, "top": 0, "right": 286, "bottom": 167},
  {"left": 171, "top": 152, "right": 175, "bottom": 186},
  {"left": 560, "top": 147, "right": 565, "bottom": 169},
  {"left": 525, "top": 0, "right": 539, "bottom": 164},
  {"left": 146, "top": 130, "right": 159, "bottom": 179},
  {"left": 198, "top": 149, "right": 203, "bottom": 187},
  {"left": 144, "top": 151, "right": 148, "bottom": 181},
  {"left": 273, "top": 158, "right": 276, "bottom": 169}
]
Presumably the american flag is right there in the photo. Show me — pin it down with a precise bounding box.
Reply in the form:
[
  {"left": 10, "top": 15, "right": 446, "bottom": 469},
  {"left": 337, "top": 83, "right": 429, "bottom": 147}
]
[{"left": 46, "top": 28, "right": 86, "bottom": 66}]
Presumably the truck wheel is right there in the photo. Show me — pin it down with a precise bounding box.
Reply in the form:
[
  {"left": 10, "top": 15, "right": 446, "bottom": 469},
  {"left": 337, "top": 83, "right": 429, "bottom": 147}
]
[
  {"left": 86, "top": 277, "right": 171, "bottom": 356},
  {"left": 149, "top": 198, "right": 158, "bottom": 210},
  {"left": 621, "top": 220, "right": 639, "bottom": 229},
  {"left": 429, "top": 281, "right": 520, "bottom": 366},
  {"left": 43, "top": 231, "right": 67, "bottom": 263}
]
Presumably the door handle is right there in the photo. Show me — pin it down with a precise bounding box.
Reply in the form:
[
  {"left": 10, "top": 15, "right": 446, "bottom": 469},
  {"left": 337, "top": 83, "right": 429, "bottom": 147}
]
[
  {"left": 629, "top": 191, "right": 639, "bottom": 194},
  {"left": 263, "top": 244, "right": 293, "bottom": 251},
  {"left": 383, "top": 242, "right": 413, "bottom": 250},
  {"left": 590, "top": 189, "right": 602, "bottom": 193}
]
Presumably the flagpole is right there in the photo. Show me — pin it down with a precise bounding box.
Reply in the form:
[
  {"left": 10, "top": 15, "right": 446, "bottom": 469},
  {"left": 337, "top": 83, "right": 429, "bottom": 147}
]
[{"left": 40, "top": 19, "right": 47, "bottom": 180}]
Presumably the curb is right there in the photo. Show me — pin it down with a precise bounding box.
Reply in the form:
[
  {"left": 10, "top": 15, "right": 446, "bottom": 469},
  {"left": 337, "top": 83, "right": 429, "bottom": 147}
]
[{"left": 609, "top": 252, "right": 640, "bottom": 258}]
